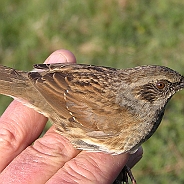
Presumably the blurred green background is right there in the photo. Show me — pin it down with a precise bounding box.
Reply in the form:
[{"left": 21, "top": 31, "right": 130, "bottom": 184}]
[{"left": 1, "top": 0, "right": 184, "bottom": 183}]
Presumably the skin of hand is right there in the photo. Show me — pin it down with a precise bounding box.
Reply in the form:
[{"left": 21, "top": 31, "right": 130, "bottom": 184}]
[{"left": 0, "top": 49, "right": 143, "bottom": 184}]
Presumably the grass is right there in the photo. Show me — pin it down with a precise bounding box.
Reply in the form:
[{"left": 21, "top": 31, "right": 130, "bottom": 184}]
[{"left": 1, "top": 0, "right": 184, "bottom": 183}]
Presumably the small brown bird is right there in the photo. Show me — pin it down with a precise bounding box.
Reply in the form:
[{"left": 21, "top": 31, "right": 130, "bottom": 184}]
[{"left": 0, "top": 63, "right": 183, "bottom": 183}]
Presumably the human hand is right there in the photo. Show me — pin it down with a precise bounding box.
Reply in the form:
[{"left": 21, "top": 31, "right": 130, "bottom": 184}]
[{"left": 0, "top": 49, "right": 143, "bottom": 184}]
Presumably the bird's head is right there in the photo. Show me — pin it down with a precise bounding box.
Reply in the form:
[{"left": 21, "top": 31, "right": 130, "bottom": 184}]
[
  {"left": 116, "top": 65, "right": 184, "bottom": 121},
  {"left": 118, "top": 65, "right": 184, "bottom": 105}
]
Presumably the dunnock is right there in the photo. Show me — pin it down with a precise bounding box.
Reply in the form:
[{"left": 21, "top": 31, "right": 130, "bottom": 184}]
[{"left": 0, "top": 63, "right": 183, "bottom": 183}]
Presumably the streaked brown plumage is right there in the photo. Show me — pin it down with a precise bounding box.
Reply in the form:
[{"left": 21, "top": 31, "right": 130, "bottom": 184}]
[{"left": 0, "top": 63, "right": 184, "bottom": 183}]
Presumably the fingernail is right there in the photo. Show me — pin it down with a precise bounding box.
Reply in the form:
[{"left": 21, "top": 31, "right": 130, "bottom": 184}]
[{"left": 44, "top": 52, "right": 68, "bottom": 64}]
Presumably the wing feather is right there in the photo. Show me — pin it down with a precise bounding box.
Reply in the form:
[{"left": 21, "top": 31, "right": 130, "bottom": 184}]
[{"left": 28, "top": 64, "right": 136, "bottom": 138}]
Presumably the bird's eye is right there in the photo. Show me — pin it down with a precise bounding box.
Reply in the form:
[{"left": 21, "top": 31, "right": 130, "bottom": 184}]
[{"left": 155, "top": 81, "right": 166, "bottom": 89}]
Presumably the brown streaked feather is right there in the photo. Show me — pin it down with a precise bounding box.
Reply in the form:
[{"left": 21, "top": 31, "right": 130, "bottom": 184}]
[
  {"left": 29, "top": 64, "right": 136, "bottom": 138},
  {"left": 28, "top": 72, "right": 70, "bottom": 120},
  {"left": 30, "top": 64, "right": 145, "bottom": 153}
]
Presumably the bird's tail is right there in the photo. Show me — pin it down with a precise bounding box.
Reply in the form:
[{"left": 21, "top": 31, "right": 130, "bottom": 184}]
[
  {"left": 0, "top": 64, "right": 41, "bottom": 105},
  {"left": 0, "top": 65, "right": 55, "bottom": 117}
]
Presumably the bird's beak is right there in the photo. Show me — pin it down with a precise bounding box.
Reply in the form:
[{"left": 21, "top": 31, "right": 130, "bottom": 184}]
[{"left": 178, "top": 76, "right": 184, "bottom": 90}]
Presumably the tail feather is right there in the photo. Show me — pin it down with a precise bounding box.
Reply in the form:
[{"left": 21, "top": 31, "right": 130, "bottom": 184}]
[
  {"left": 0, "top": 65, "right": 30, "bottom": 98},
  {"left": 0, "top": 65, "right": 60, "bottom": 119}
]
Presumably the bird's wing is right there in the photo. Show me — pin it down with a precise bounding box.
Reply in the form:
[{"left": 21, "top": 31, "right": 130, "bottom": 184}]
[{"left": 28, "top": 64, "right": 135, "bottom": 138}]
